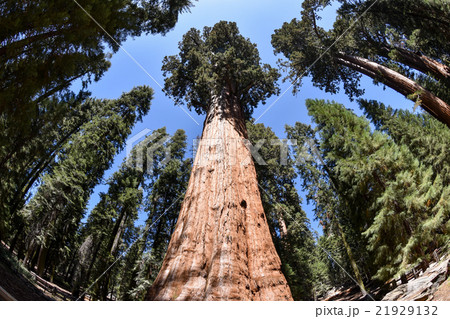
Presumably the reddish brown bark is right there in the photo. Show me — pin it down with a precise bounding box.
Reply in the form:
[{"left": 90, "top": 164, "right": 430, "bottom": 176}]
[
  {"left": 335, "top": 53, "right": 450, "bottom": 127},
  {"left": 377, "top": 46, "right": 450, "bottom": 84},
  {"left": 146, "top": 93, "right": 292, "bottom": 300}
]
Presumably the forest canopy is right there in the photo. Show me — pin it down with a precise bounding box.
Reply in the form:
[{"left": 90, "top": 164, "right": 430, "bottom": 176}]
[{"left": 0, "top": 0, "right": 448, "bottom": 301}]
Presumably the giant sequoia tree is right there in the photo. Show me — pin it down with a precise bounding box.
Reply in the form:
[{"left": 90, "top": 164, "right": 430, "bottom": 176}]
[
  {"left": 146, "top": 21, "right": 292, "bottom": 300},
  {"left": 271, "top": 0, "right": 450, "bottom": 126}
]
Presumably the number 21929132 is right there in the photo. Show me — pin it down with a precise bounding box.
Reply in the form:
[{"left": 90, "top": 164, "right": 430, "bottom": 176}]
[{"left": 376, "top": 306, "right": 438, "bottom": 316}]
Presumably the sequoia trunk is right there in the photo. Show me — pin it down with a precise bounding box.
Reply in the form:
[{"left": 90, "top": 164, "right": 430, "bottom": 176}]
[
  {"left": 146, "top": 93, "right": 292, "bottom": 300},
  {"left": 378, "top": 46, "right": 450, "bottom": 84}
]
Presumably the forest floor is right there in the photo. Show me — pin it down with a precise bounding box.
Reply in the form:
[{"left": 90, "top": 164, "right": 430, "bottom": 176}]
[
  {"left": 0, "top": 255, "right": 53, "bottom": 301},
  {"left": 0, "top": 242, "right": 71, "bottom": 301}
]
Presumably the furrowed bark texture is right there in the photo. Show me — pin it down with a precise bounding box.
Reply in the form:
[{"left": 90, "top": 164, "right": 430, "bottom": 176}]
[{"left": 146, "top": 93, "right": 292, "bottom": 301}]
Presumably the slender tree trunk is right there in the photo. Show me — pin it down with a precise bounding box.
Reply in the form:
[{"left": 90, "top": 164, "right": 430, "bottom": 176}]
[
  {"left": 100, "top": 212, "right": 128, "bottom": 300},
  {"left": 335, "top": 53, "right": 450, "bottom": 127},
  {"left": 28, "top": 247, "right": 39, "bottom": 271},
  {"left": 110, "top": 213, "right": 127, "bottom": 256},
  {"left": 17, "top": 243, "right": 25, "bottom": 261},
  {"left": 0, "top": 29, "right": 63, "bottom": 57},
  {"left": 65, "top": 251, "right": 77, "bottom": 282},
  {"left": 8, "top": 121, "right": 85, "bottom": 218},
  {"left": 23, "top": 244, "right": 35, "bottom": 267},
  {"left": 334, "top": 219, "right": 367, "bottom": 295},
  {"left": 277, "top": 213, "right": 288, "bottom": 239},
  {"left": 85, "top": 239, "right": 102, "bottom": 284},
  {"left": 123, "top": 211, "right": 164, "bottom": 300},
  {"left": 318, "top": 161, "right": 368, "bottom": 296},
  {"left": 50, "top": 264, "right": 55, "bottom": 283},
  {"left": 36, "top": 245, "right": 49, "bottom": 277},
  {"left": 150, "top": 219, "right": 166, "bottom": 259},
  {"left": 9, "top": 222, "right": 24, "bottom": 253},
  {"left": 146, "top": 92, "right": 292, "bottom": 300}
]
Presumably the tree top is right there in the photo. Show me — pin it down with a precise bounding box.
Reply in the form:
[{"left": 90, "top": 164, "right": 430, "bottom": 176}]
[{"left": 162, "top": 21, "right": 280, "bottom": 118}]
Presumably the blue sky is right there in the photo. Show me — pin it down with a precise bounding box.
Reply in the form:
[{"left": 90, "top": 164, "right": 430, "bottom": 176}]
[{"left": 79, "top": 0, "right": 415, "bottom": 233}]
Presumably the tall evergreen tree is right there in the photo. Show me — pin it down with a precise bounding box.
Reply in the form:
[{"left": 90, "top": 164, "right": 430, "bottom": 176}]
[
  {"left": 75, "top": 128, "right": 191, "bottom": 300},
  {"left": 360, "top": 99, "right": 450, "bottom": 186},
  {"left": 271, "top": 0, "right": 450, "bottom": 126},
  {"left": 146, "top": 21, "right": 292, "bottom": 300},
  {"left": 246, "top": 121, "right": 315, "bottom": 300},
  {"left": 0, "top": 1, "right": 193, "bottom": 241},
  {"left": 0, "top": 0, "right": 193, "bottom": 114},
  {"left": 286, "top": 121, "right": 370, "bottom": 294},
  {"left": 303, "top": 99, "right": 449, "bottom": 281},
  {"left": 360, "top": 99, "right": 450, "bottom": 255},
  {"left": 89, "top": 165, "right": 144, "bottom": 300},
  {"left": 20, "top": 86, "right": 152, "bottom": 278},
  {"left": 1, "top": 91, "right": 92, "bottom": 241},
  {"left": 123, "top": 129, "right": 191, "bottom": 300}
]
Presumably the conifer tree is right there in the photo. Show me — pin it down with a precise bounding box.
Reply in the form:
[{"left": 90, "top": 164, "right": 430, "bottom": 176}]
[
  {"left": 360, "top": 99, "right": 450, "bottom": 186},
  {"left": 0, "top": 0, "right": 192, "bottom": 114},
  {"left": 0, "top": 1, "right": 193, "bottom": 241},
  {"left": 304, "top": 99, "right": 449, "bottom": 281},
  {"left": 246, "top": 121, "right": 315, "bottom": 300},
  {"left": 75, "top": 128, "right": 191, "bottom": 300},
  {"left": 20, "top": 86, "right": 152, "bottom": 278},
  {"left": 123, "top": 129, "right": 191, "bottom": 300},
  {"left": 271, "top": 0, "right": 450, "bottom": 125},
  {"left": 146, "top": 21, "right": 292, "bottom": 300},
  {"left": 1, "top": 92, "right": 91, "bottom": 242},
  {"left": 89, "top": 165, "right": 144, "bottom": 300},
  {"left": 360, "top": 99, "right": 450, "bottom": 256},
  {"left": 286, "top": 121, "right": 370, "bottom": 294}
]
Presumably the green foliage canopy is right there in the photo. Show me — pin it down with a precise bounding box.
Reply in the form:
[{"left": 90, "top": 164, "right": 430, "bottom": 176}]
[{"left": 162, "top": 21, "right": 280, "bottom": 118}]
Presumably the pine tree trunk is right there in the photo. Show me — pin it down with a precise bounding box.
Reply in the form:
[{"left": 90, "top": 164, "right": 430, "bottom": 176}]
[
  {"left": 335, "top": 53, "right": 450, "bottom": 127},
  {"left": 146, "top": 93, "right": 292, "bottom": 301},
  {"left": 150, "top": 218, "right": 166, "bottom": 260},
  {"left": 23, "top": 244, "right": 35, "bottom": 268},
  {"left": 8, "top": 222, "right": 23, "bottom": 253},
  {"left": 36, "top": 245, "right": 49, "bottom": 277},
  {"left": 321, "top": 163, "right": 368, "bottom": 296},
  {"left": 28, "top": 247, "right": 39, "bottom": 271},
  {"left": 335, "top": 220, "right": 367, "bottom": 295},
  {"left": 110, "top": 212, "right": 127, "bottom": 256},
  {"left": 99, "top": 213, "right": 128, "bottom": 300},
  {"left": 277, "top": 213, "right": 288, "bottom": 238},
  {"left": 50, "top": 264, "right": 55, "bottom": 283}
]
